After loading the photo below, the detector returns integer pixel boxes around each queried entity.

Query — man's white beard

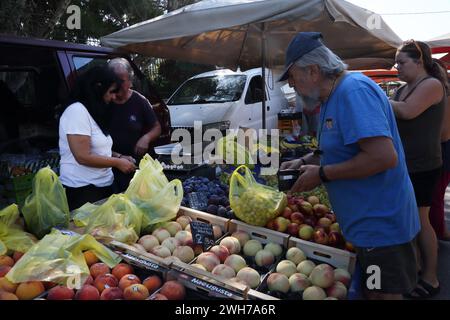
[300,88,320,111]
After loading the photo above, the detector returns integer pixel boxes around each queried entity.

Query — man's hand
[134,135,151,157]
[291,165,321,193]
[280,158,303,170]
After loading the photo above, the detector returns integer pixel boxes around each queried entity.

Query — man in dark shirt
[108,58,162,192]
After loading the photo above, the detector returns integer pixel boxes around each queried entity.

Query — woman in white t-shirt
[59,66,136,210]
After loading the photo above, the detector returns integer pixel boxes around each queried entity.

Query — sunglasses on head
[403,39,423,64]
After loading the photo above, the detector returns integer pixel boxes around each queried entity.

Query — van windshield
[168,75,246,105]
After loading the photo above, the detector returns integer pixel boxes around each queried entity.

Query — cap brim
[277,62,293,82]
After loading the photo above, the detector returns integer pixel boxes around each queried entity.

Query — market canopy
[101,0,403,70]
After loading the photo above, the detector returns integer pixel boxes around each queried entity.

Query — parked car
[0,35,171,155]
[166,68,289,133]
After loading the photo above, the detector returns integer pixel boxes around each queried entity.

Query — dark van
[0,35,171,207]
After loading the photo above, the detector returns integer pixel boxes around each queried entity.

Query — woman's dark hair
[399,40,449,93]
[65,65,122,135]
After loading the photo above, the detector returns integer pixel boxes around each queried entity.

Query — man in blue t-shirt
[279,32,420,300]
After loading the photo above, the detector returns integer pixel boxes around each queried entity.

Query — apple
[307,196,320,206]
[287,223,300,237]
[273,217,290,232]
[288,204,299,212]
[299,202,314,216]
[298,225,314,240]
[303,216,317,227]
[313,229,329,245]
[282,207,293,219]
[290,212,304,225]
[313,204,329,218]
[325,213,337,224]
[329,222,340,233]
[318,217,332,231]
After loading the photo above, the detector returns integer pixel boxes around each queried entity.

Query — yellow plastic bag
[75,194,143,244]
[126,154,183,230]
[22,167,70,239]
[6,229,120,288]
[229,165,287,226]
[0,204,37,255]
[72,202,100,227]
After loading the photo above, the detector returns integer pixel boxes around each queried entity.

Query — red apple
[287,223,300,237]
[290,212,304,225]
[313,204,330,218]
[313,229,329,245]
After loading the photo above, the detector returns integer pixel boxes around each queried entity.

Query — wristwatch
[319,166,331,183]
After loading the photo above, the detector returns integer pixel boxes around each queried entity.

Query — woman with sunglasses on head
[390,40,449,299]
[59,65,137,211]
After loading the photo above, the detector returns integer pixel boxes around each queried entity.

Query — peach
[161,237,180,253]
[123,284,149,300]
[89,263,110,279]
[159,280,186,300]
[100,287,123,300]
[152,228,171,243]
[334,268,351,288]
[254,250,275,267]
[209,245,230,263]
[191,264,207,271]
[212,264,236,279]
[151,293,168,300]
[213,225,223,240]
[307,196,320,206]
[230,277,248,286]
[173,246,195,263]
[309,264,335,289]
[185,224,191,232]
[289,273,311,292]
[15,281,45,300]
[138,235,160,252]
[151,245,172,258]
[224,254,247,273]
[13,251,24,263]
[83,250,99,267]
[75,284,100,300]
[303,286,326,300]
[0,276,18,293]
[0,265,11,277]
[119,274,141,290]
[0,291,18,300]
[264,243,283,257]
[297,260,316,276]
[285,247,306,265]
[192,244,203,256]
[163,221,183,236]
[276,260,297,278]
[243,240,263,257]
[131,243,147,253]
[83,275,94,286]
[231,231,251,247]
[267,273,290,293]
[94,274,118,293]
[175,231,193,247]
[272,217,290,232]
[176,215,192,229]
[196,252,220,272]
[47,285,75,300]
[330,222,340,233]
[326,281,347,300]
[142,275,162,294]
[112,263,134,281]
[219,237,241,254]
[299,202,314,216]
[298,225,314,240]
[0,255,14,267]
[236,267,260,289]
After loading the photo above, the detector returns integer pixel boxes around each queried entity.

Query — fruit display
[259,247,352,300]
[265,193,354,253]
[134,211,227,264]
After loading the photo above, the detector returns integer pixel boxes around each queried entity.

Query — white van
[166,68,289,132]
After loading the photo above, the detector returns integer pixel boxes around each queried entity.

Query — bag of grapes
[229,165,287,226]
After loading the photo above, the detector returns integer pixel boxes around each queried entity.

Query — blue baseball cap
[278,32,324,82]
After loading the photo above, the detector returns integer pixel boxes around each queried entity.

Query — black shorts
[64,184,113,211]
[409,168,441,207]
[355,240,417,295]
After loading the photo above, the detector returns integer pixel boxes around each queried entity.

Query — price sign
[187,192,208,211]
[190,221,215,250]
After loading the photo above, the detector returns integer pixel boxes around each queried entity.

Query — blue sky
[347,0,450,40]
